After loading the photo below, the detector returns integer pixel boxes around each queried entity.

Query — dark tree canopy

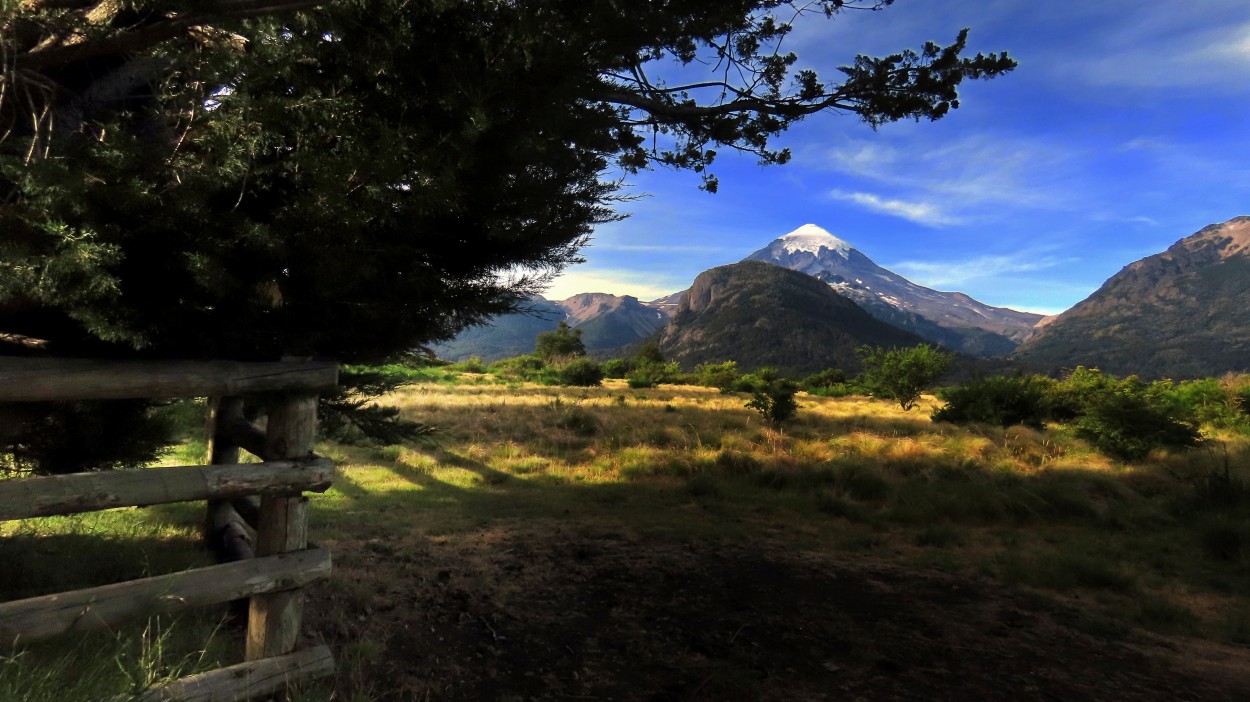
[0,0,1015,365]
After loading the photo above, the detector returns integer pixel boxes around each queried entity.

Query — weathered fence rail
[0,357,338,701]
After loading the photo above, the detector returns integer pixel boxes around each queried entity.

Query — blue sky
[543,0,1250,315]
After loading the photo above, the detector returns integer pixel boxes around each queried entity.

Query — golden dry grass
[312,377,1250,644]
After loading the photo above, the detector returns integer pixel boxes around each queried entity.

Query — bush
[856,344,952,411]
[626,373,658,389]
[489,354,546,377]
[556,358,605,386]
[1159,378,1245,429]
[626,360,681,388]
[1074,377,1201,461]
[805,382,861,398]
[800,368,847,392]
[601,358,629,379]
[932,374,1051,429]
[693,360,740,391]
[1043,366,1113,422]
[1229,375,1250,417]
[448,356,487,373]
[731,367,781,394]
[745,380,799,425]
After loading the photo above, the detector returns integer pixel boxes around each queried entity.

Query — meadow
[3,372,1250,700]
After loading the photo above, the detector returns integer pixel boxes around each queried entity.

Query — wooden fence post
[246,393,317,661]
[205,397,254,562]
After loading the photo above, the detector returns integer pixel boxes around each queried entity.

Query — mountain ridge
[1013,216,1250,379]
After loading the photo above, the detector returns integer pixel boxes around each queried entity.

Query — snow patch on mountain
[779,224,853,257]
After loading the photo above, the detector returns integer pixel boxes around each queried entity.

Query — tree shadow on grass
[0,529,207,601]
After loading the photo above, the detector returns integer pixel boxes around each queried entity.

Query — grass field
[3,375,1249,700]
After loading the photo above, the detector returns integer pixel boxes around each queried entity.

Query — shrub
[806,382,861,398]
[448,356,487,373]
[693,360,740,391]
[855,344,952,411]
[932,374,1050,429]
[732,366,780,394]
[1043,366,1113,421]
[626,373,658,389]
[1074,379,1201,461]
[1228,375,1250,417]
[1160,378,1244,429]
[489,354,546,379]
[800,368,847,392]
[745,380,799,425]
[626,360,681,388]
[556,358,605,386]
[600,358,629,379]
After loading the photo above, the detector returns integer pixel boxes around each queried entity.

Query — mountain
[432,293,669,361]
[1014,216,1250,379]
[645,290,686,316]
[559,293,669,351]
[430,298,566,361]
[745,224,1043,357]
[654,260,926,375]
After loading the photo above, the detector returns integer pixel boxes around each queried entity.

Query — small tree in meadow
[535,321,586,360]
[746,380,799,426]
[856,344,952,411]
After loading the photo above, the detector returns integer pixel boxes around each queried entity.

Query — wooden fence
[0,358,339,701]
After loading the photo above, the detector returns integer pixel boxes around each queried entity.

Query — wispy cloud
[1069,19,1250,90]
[1090,213,1160,227]
[889,253,1075,290]
[828,190,961,227]
[813,133,1083,222]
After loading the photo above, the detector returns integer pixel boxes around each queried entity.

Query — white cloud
[889,253,1074,289]
[1064,17,1250,90]
[815,133,1082,220]
[828,190,960,227]
[1090,213,1160,227]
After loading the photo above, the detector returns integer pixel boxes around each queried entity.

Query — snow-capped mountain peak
[745,224,1044,356]
[778,224,854,257]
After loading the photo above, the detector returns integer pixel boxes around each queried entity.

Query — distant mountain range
[655,261,924,375]
[435,217,1250,380]
[431,293,668,361]
[1014,216,1250,379]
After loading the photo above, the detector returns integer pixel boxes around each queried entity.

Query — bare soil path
[306,525,1250,701]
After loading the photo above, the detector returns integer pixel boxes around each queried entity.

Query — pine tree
[0,1,1014,471]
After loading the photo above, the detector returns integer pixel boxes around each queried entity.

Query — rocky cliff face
[1013,216,1250,378]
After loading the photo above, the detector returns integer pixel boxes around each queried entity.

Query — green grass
[3,374,1250,699]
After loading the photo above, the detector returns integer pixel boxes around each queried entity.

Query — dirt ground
[304,526,1250,701]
